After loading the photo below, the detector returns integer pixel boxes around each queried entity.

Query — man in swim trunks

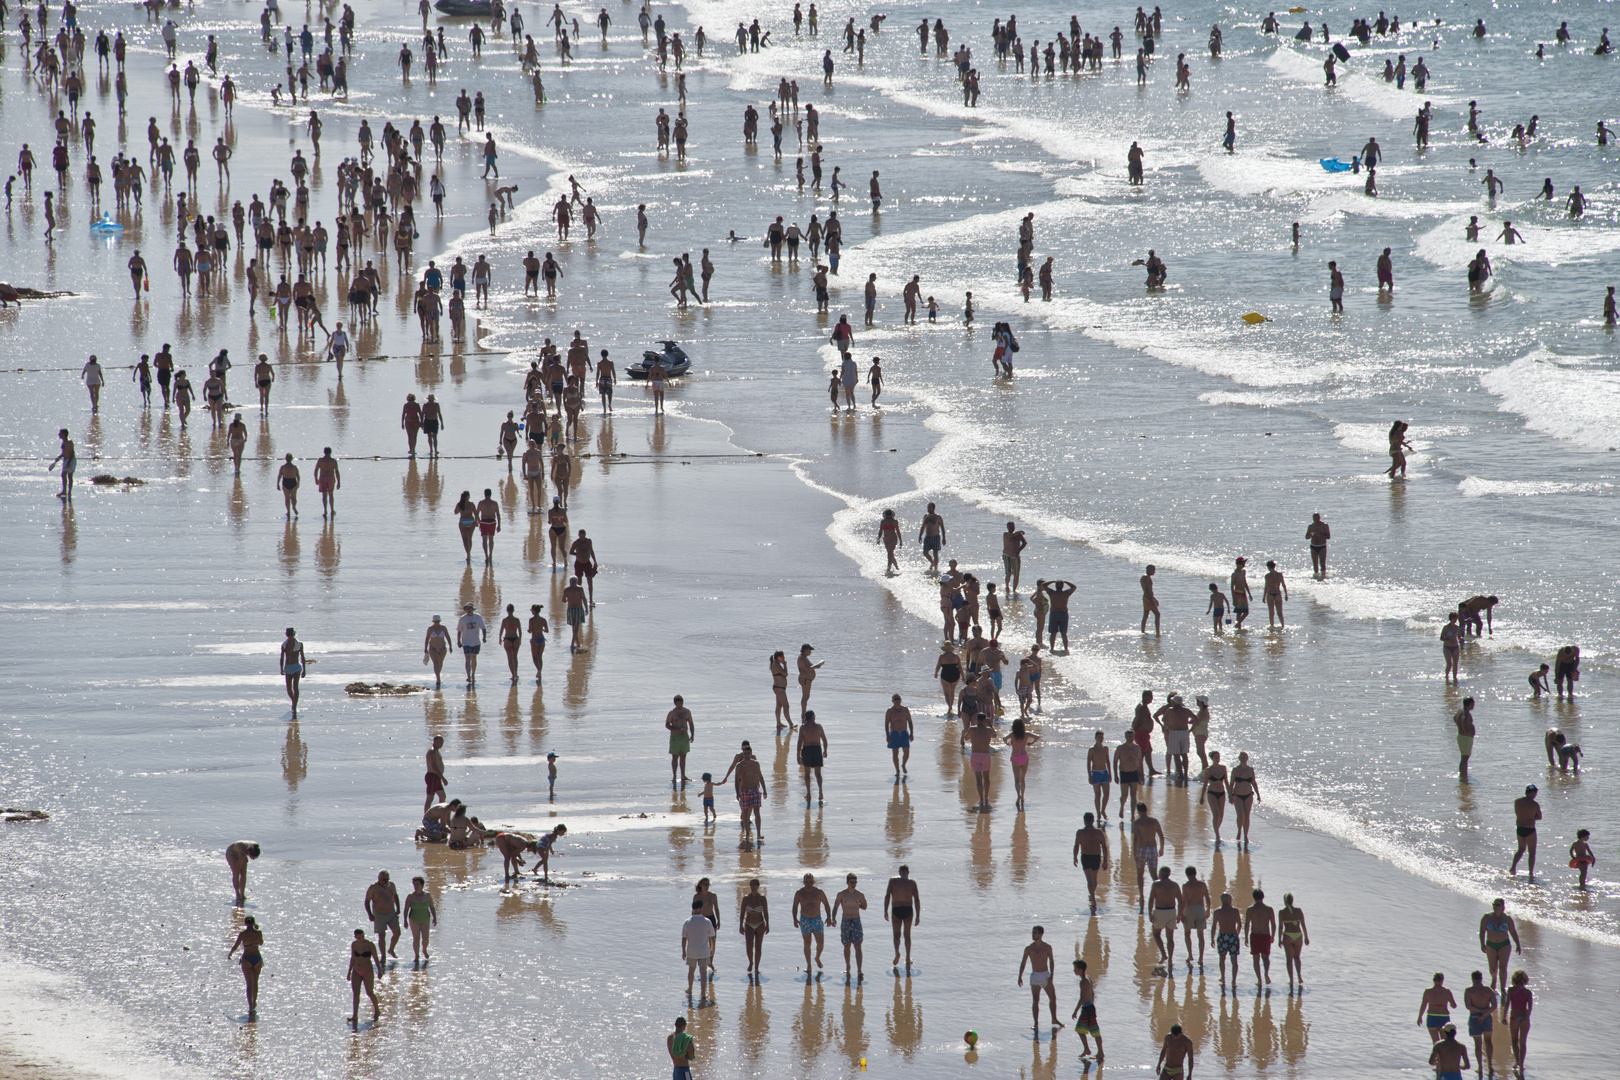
[1130,802,1164,913]
[1016,925,1059,1030]
[1042,579,1075,651]
[1072,811,1110,913]
[424,735,447,813]
[1458,594,1498,636]
[1453,697,1475,780]
[364,871,401,962]
[1086,731,1112,818]
[1243,888,1275,987]
[1304,512,1330,576]
[1148,867,1183,966]
[665,695,694,787]
[798,710,828,803]
[1181,867,1210,966]
[1229,557,1252,629]
[1156,1023,1194,1080]
[1070,959,1104,1061]
[1429,1023,1470,1080]
[917,502,946,572]
[1211,893,1242,988]
[1001,521,1027,595]
[1462,970,1496,1065]
[831,873,868,979]
[568,529,598,605]
[1418,972,1457,1043]
[1133,691,1161,776]
[720,741,768,840]
[1154,693,1193,782]
[456,602,487,686]
[563,576,589,653]
[668,1016,696,1080]
[885,694,913,777]
[792,873,832,971]
[1509,786,1540,879]
[960,711,996,812]
[1114,729,1145,820]
[475,487,501,564]
[883,865,921,970]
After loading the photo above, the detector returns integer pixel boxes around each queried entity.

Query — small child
[700,772,716,823]
[828,370,841,410]
[963,291,974,324]
[1569,829,1596,888]
[1528,663,1550,698]
[1207,583,1229,632]
[1071,959,1103,1060]
[926,295,937,322]
[1015,656,1035,718]
[1546,730,1583,774]
[546,752,558,798]
[985,583,1003,638]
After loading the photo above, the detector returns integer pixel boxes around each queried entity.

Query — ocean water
[1,0,1617,1075]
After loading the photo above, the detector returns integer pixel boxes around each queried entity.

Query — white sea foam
[1479,349,1620,452]
[1415,216,1620,271]
[1457,476,1606,498]
[1265,43,1451,118]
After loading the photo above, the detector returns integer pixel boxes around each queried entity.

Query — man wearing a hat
[1428,1021,1470,1079]
[796,644,823,719]
[456,603,488,687]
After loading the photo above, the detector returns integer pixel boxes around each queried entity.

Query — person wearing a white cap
[456,603,488,687]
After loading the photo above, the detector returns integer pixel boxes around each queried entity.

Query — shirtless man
[1016,926,1060,1031]
[1430,1023,1470,1080]
[961,711,996,812]
[1133,690,1161,776]
[1001,521,1027,595]
[1453,698,1476,780]
[1114,729,1145,820]
[1462,970,1497,1068]
[1071,959,1104,1061]
[563,577,588,652]
[521,443,546,512]
[1263,560,1288,627]
[1156,1024,1195,1080]
[1229,557,1252,629]
[792,873,832,973]
[885,694,913,777]
[1131,802,1165,913]
[1086,731,1112,818]
[1458,594,1498,636]
[313,448,340,518]
[1181,868,1211,968]
[665,695,694,786]
[475,487,501,564]
[1155,694,1193,781]
[1211,893,1243,988]
[424,734,447,813]
[1418,972,1457,1044]
[796,644,822,717]
[568,530,598,605]
[831,874,868,980]
[1043,579,1075,651]
[225,841,261,904]
[918,503,946,572]
[720,741,767,840]
[1236,887,1274,988]
[883,866,921,970]
[1140,565,1160,633]
[798,710,828,803]
[1148,867,1183,966]
[1072,812,1111,913]
[1509,785,1540,879]
[364,871,402,962]
[1304,513,1330,576]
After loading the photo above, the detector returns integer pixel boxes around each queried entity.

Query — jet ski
[434,0,493,16]
[628,341,692,379]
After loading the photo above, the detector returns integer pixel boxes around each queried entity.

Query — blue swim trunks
[887,731,911,749]
[1090,769,1110,785]
[990,671,1002,690]
[800,916,825,935]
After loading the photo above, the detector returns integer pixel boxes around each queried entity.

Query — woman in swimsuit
[347,929,381,1026]
[934,643,962,716]
[1478,898,1519,994]
[877,508,902,573]
[405,876,437,965]
[957,574,980,640]
[227,915,264,1017]
[1031,580,1049,648]
[1277,894,1309,988]
[279,627,306,719]
[1002,718,1040,809]
[695,879,722,969]
[1229,751,1260,847]
[738,878,770,977]
[254,355,275,410]
[401,394,423,457]
[527,604,549,683]
[1191,696,1211,774]
[770,650,793,730]
[499,603,523,684]
[423,615,451,689]
[453,490,477,562]
[1199,750,1229,843]
[173,369,194,426]
[421,394,444,457]
[1504,969,1532,1071]
[1384,420,1412,479]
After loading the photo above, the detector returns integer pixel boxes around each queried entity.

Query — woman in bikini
[453,490,477,562]
[1199,750,1229,843]
[877,508,902,573]
[1229,751,1260,847]
[401,393,423,457]
[173,369,194,427]
[227,915,264,1017]
[423,615,451,690]
[957,574,980,640]
[499,603,523,684]
[527,604,549,683]
[738,878,770,978]
[279,627,306,719]
[1277,894,1309,988]
[1384,420,1412,479]
[934,642,962,716]
[1478,898,1519,994]
[347,929,381,1026]
[1504,969,1532,1071]
[770,650,793,731]
[405,876,437,965]
[1002,718,1040,809]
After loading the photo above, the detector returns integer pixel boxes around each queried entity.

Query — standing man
[1453,698,1476,780]
[1305,513,1330,576]
[1131,802,1165,913]
[668,1017,696,1080]
[883,866,920,971]
[1243,888,1275,988]
[1462,970,1497,1068]
[793,873,832,973]
[918,502,946,572]
[798,710,828,803]
[364,871,402,964]
[1229,557,1252,629]
[423,735,447,813]
[666,695,695,787]
[1086,730,1112,819]
[1140,565,1160,634]
[1114,728,1145,820]
[721,741,767,840]
[1156,1024,1195,1080]
[1133,691,1161,777]
[1001,521,1027,595]
[1044,579,1075,651]
[831,874,868,980]
[681,898,716,1000]
[456,602,487,686]
[475,487,501,565]
[568,529,599,606]
[1509,786,1540,879]
[1016,926,1060,1031]
[1073,812,1110,913]
[885,694,914,778]
[796,643,822,717]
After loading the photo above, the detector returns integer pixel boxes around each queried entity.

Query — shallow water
[1,0,1617,1075]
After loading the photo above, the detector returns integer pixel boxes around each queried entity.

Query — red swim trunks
[1134,729,1153,753]
[479,520,497,537]
[1249,934,1272,956]
[425,771,446,796]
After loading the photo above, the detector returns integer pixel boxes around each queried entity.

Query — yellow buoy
[1241,312,1270,324]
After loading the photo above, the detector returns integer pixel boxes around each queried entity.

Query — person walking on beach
[878,508,903,572]
[681,897,715,1000]
[279,628,306,717]
[1429,1023,1470,1079]
[527,605,549,683]
[831,874,867,980]
[1087,731,1112,819]
[423,616,451,690]
[1133,691,1161,778]
[1211,893,1242,989]
[1071,959,1103,1061]
[476,488,501,564]
[739,878,770,977]
[1441,612,1463,682]
[227,916,264,1018]
[798,710,829,803]
[1230,751,1260,847]
[277,454,300,518]
[721,741,767,840]
[793,873,832,973]
[668,1017,696,1080]
[885,694,913,778]
[1073,812,1110,913]
[1479,897,1519,993]
[1504,970,1532,1072]
[1453,698,1476,780]
[666,695,695,786]
[1511,785,1541,880]
[1115,729,1145,820]
[962,711,996,812]
[1463,970,1497,1066]
[1140,565,1160,633]
[1277,893,1308,988]
[364,871,402,963]
[226,841,261,905]
[564,577,589,652]
[1419,972,1457,1043]
[1244,888,1275,987]
[313,448,340,518]
[884,866,920,971]
[1131,802,1165,913]
[796,643,822,717]
[1001,521,1027,595]
[1305,513,1330,576]
[456,602,487,686]
[405,877,436,965]
[48,429,76,501]
[1017,925,1060,1031]
[1148,867,1184,967]
[1181,868,1211,968]
[347,929,381,1026]
[424,734,447,813]
[918,502,946,572]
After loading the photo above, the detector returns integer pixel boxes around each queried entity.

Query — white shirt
[682,913,714,959]
[456,612,487,647]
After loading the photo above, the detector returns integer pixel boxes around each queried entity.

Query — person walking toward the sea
[227,916,264,1018]
[279,628,306,717]
[1510,786,1541,880]
[1463,970,1497,1066]
[1478,897,1520,996]
[226,840,261,905]
[667,695,695,786]
[1140,565,1160,633]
